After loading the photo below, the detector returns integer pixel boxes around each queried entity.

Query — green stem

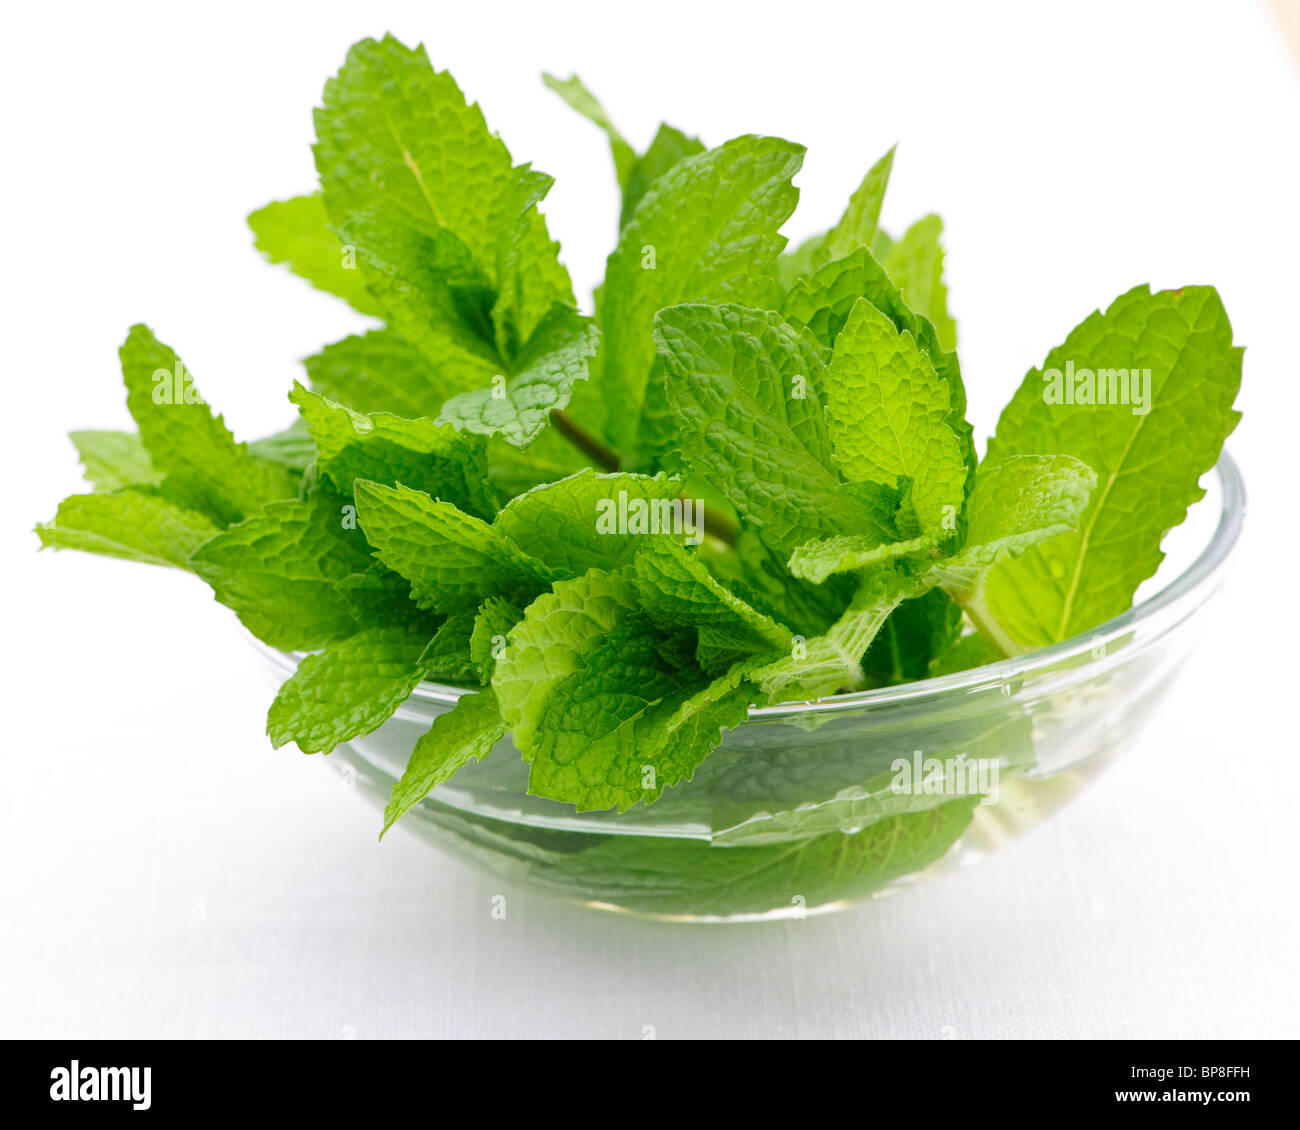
[955,584,1027,658]
[547,408,738,548]
[548,409,620,472]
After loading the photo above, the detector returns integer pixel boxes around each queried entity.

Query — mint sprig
[38,34,1243,833]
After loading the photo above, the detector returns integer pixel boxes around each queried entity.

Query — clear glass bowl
[254,454,1245,923]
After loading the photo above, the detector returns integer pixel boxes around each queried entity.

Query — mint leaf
[315,36,519,274]
[776,233,826,290]
[331,211,500,394]
[879,214,956,352]
[353,480,559,614]
[190,493,414,649]
[494,468,685,574]
[824,298,967,533]
[246,418,316,473]
[632,539,792,671]
[290,383,495,519]
[620,125,705,231]
[247,194,381,316]
[37,490,219,570]
[484,427,593,499]
[754,567,910,701]
[600,136,804,454]
[121,326,297,525]
[699,526,847,638]
[542,73,636,189]
[781,246,973,482]
[776,146,895,284]
[787,530,940,584]
[981,285,1241,648]
[489,168,575,357]
[655,303,896,556]
[419,611,481,683]
[470,597,522,684]
[491,568,757,811]
[945,455,1098,572]
[267,626,435,753]
[314,36,573,361]
[814,145,896,269]
[928,630,1004,677]
[438,305,599,447]
[510,798,977,917]
[69,430,163,492]
[303,329,456,418]
[381,689,507,836]
[862,588,964,685]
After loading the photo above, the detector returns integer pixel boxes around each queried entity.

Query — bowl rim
[255,451,1245,718]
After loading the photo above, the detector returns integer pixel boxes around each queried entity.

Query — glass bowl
[254,454,1245,923]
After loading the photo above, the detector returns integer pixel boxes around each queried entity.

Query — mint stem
[548,409,620,471]
[548,408,738,547]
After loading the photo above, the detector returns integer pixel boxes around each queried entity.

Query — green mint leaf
[470,597,523,684]
[37,489,219,570]
[632,539,792,672]
[314,36,518,275]
[620,124,706,231]
[879,214,956,352]
[519,797,976,916]
[121,325,297,525]
[302,329,457,418]
[699,526,848,638]
[814,145,896,268]
[314,35,573,360]
[776,146,895,285]
[781,246,973,481]
[824,297,967,532]
[945,455,1098,572]
[542,73,637,189]
[438,305,599,448]
[493,468,685,574]
[787,530,941,585]
[981,285,1241,648]
[862,588,964,685]
[68,430,163,492]
[246,418,317,473]
[775,233,826,291]
[601,135,804,453]
[928,630,1005,677]
[353,480,559,614]
[491,568,757,811]
[419,611,481,683]
[290,383,495,519]
[655,302,895,555]
[332,211,500,391]
[754,567,910,701]
[489,167,575,358]
[483,427,593,499]
[381,689,507,836]
[190,493,414,649]
[247,194,381,316]
[267,625,435,753]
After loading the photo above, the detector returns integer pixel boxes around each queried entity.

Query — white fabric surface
[3,0,1298,1039]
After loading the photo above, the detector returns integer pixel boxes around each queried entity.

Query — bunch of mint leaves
[38,35,1243,835]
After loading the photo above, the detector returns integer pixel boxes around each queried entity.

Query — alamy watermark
[1042,360,1150,415]
[890,750,1000,804]
[50,1060,151,1110]
[151,360,203,405]
[596,490,704,546]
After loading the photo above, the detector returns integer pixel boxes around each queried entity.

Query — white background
[2,0,1297,1039]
